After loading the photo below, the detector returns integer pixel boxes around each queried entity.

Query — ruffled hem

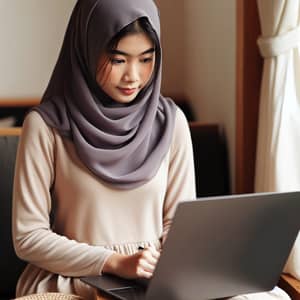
[103,239,161,255]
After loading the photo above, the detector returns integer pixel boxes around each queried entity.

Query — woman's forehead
[114,33,155,56]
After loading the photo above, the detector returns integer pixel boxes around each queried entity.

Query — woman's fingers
[140,256,156,271]
[141,249,158,265]
[136,246,161,277]
[139,260,155,274]
[141,247,160,264]
[137,267,153,279]
[147,246,161,259]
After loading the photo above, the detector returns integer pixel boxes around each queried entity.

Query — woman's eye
[141,57,153,63]
[110,58,125,65]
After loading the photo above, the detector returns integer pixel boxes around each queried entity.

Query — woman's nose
[123,63,139,83]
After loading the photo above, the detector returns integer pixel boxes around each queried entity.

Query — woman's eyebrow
[109,48,155,56]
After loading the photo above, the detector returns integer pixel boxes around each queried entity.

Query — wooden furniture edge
[0,127,22,136]
[279,274,300,300]
[189,121,219,128]
[236,0,263,194]
[0,98,40,107]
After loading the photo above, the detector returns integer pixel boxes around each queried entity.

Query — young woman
[12,0,290,299]
[12,0,194,298]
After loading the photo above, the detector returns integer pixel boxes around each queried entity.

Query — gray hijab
[33,0,177,189]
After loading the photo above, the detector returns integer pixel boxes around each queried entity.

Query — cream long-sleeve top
[12,108,196,299]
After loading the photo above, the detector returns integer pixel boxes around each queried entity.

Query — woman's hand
[102,247,160,279]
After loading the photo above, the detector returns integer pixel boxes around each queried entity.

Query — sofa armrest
[0,132,27,298]
[279,274,300,300]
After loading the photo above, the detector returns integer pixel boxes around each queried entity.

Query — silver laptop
[81,192,300,300]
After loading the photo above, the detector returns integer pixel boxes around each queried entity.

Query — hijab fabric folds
[33,0,177,189]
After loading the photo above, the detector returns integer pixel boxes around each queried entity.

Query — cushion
[0,116,16,127]
[14,293,82,300]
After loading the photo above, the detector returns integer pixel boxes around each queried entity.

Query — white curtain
[255,0,300,279]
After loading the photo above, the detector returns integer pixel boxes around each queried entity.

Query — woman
[13,0,195,298]
[12,0,290,299]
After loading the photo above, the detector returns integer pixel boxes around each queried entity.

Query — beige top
[12,108,196,299]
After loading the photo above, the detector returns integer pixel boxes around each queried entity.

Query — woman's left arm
[161,108,196,243]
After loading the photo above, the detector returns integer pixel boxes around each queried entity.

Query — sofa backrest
[189,122,230,197]
[0,132,26,299]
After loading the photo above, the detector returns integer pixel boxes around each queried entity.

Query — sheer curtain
[255,0,300,279]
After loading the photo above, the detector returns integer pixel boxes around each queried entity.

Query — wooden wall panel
[236,0,263,194]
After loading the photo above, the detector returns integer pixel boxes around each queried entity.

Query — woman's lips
[117,87,137,96]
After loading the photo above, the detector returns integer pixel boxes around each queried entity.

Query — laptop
[81,192,300,300]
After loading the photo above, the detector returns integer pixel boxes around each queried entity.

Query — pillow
[283,231,300,279]
[0,116,16,127]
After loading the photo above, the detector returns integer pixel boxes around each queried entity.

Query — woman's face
[96,32,156,104]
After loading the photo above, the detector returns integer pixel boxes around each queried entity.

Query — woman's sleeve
[161,108,196,243]
[12,112,114,277]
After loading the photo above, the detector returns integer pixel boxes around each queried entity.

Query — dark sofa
[0,132,26,300]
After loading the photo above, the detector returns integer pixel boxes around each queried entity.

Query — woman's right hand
[102,247,160,279]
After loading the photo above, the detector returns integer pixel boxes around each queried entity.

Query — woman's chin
[112,92,139,104]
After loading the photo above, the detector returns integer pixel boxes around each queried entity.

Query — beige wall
[0,0,76,98]
[184,0,236,190]
[157,0,236,191]
[155,0,185,96]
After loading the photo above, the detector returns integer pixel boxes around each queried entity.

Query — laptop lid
[81,192,300,300]
[146,191,300,299]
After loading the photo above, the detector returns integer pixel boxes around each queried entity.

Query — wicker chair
[13,293,83,300]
